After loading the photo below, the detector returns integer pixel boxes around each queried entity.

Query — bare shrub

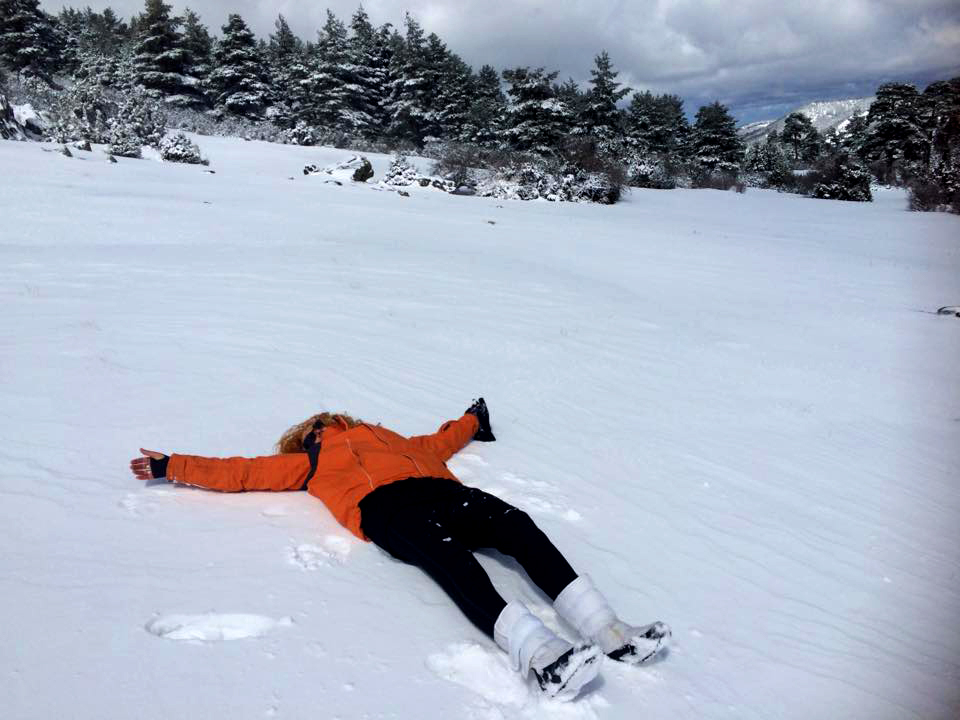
[690,170,739,190]
[908,170,960,213]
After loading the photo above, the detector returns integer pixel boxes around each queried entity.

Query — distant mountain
[738,97,875,145]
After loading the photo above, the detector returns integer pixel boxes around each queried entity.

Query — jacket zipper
[346,438,375,490]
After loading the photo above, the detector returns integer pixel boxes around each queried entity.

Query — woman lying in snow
[129,399,669,700]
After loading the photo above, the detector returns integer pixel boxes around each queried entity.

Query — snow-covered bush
[50,75,116,143]
[908,168,959,213]
[627,154,677,189]
[113,88,167,147]
[430,142,487,188]
[809,155,872,202]
[285,121,318,146]
[159,132,208,165]
[476,160,621,204]
[107,122,142,158]
[381,155,420,186]
[103,88,167,158]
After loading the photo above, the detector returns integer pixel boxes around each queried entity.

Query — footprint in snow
[288,535,353,570]
[145,613,292,642]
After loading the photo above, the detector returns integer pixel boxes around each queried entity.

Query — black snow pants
[358,477,578,638]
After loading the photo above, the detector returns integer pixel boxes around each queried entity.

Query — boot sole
[536,644,602,701]
[608,621,671,664]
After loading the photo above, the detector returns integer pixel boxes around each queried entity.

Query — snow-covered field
[1,135,958,720]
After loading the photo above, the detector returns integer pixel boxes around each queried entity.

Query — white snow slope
[1,136,959,720]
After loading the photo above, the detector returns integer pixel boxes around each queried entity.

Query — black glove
[149,455,169,478]
[465,397,496,442]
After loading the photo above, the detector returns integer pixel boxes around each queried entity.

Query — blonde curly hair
[275,412,363,454]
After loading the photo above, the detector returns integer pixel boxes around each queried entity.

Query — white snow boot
[554,575,670,664]
[493,601,601,700]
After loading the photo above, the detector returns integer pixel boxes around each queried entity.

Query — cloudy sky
[59,0,960,123]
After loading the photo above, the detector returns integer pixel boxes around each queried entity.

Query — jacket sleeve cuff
[149,455,170,479]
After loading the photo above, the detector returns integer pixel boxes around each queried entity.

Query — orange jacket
[165,413,480,539]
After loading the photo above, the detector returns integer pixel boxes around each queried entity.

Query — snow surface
[1,135,959,720]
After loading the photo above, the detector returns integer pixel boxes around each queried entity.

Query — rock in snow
[0,94,26,141]
[304,155,375,183]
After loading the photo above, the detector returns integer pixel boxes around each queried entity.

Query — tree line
[1,0,957,209]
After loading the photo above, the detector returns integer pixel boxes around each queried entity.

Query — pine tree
[265,14,308,127]
[178,8,212,105]
[306,10,359,133]
[206,14,269,117]
[861,82,925,182]
[781,112,821,163]
[461,63,505,145]
[501,66,567,155]
[0,0,59,81]
[84,7,126,57]
[918,78,960,172]
[627,91,690,157]
[385,14,432,144]
[347,7,389,138]
[579,50,629,143]
[55,7,86,74]
[433,47,474,141]
[133,0,194,104]
[838,113,868,155]
[420,32,452,139]
[691,101,744,173]
[555,77,585,136]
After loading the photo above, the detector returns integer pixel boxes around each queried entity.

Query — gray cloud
[56,0,960,122]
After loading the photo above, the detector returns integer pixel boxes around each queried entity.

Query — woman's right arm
[130,448,310,492]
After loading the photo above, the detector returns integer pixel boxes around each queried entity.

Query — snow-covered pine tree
[579,50,629,147]
[265,14,307,128]
[178,8,212,106]
[305,10,361,134]
[460,63,505,146]
[433,46,474,142]
[385,14,432,145]
[861,82,926,183]
[501,66,567,155]
[459,64,502,146]
[690,101,744,174]
[920,78,960,174]
[205,14,270,117]
[347,10,392,138]
[347,8,392,138]
[555,78,585,137]
[0,0,60,82]
[132,0,195,105]
[84,7,126,57]
[55,7,86,74]
[419,32,453,140]
[626,92,689,157]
